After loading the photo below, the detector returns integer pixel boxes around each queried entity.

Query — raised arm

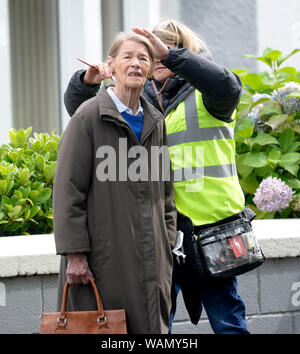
[64,63,111,116]
[133,27,242,122]
[162,47,242,121]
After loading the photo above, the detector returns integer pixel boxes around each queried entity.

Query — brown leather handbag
[40,278,127,334]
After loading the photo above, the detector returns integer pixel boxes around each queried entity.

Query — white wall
[123,0,161,32]
[0,0,12,144]
[160,0,180,20]
[58,0,102,130]
[257,0,300,71]
[123,0,180,32]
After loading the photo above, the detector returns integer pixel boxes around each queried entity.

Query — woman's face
[108,40,151,90]
[153,43,177,83]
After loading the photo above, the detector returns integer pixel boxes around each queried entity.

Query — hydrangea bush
[233,48,300,219]
[253,177,294,212]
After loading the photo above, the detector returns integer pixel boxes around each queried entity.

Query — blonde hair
[152,19,212,58]
[108,32,155,77]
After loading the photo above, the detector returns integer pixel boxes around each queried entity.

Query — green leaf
[277,72,291,84]
[25,127,32,139]
[286,142,300,153]
[235,118,255,139]
[244,54,272,69]
[17,168,30,186]
[279,128,295,152]
[2,196,12,206]
[267,148,281,167]
[277,49,300,67]
[243,152,268,168]
[250,97,273,110]
[0,180,7,196]
[240,94,253,105]
[29,190,39,202]
[259,102,281,118]
[284,91,300,100]
[7,152,19,164]
[42,141,56,155]
[231,68,249,76]
[43,166,51,181]
[49,162,56,179]
[29,206,41,219]
[263,47,275,57]
[265,114,289,130]
[236,153,254,180]
[43,163,57,181]
[35,155,45,171]
[242,73,265,93]
[30,188,52,205]
[278,66,298,76]
[16,130,26,146]
[14,190,22,200]
[29,139,42,152]
[279,152,300,167]
[8,130,20,148]
[285,178,300,190]
[31,182,43,191]
[265,49,282,62]
[24,208,30,220]
[239,174,259,194]
[255,165,273,177]
[252,134,279,146]
[262,76,276,87]
[236,105,251,119]
[8,205,22,219]
[45,212,53,220]
[284,164,299,177]
[19,186,30,199]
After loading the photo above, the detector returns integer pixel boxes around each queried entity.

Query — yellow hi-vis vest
[165,89,245,226]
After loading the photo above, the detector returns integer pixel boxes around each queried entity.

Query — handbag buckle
[56,315,67,327]
[97,314,108,326]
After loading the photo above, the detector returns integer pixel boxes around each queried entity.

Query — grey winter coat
[53,85,177,334]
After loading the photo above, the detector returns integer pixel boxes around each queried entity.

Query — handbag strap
[60,277,105,316]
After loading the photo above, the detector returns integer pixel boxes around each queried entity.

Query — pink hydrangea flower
[253,177,294,212]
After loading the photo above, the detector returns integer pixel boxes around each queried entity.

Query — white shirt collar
[107,86,143,116]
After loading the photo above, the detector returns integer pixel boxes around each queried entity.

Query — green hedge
[0,128,60,236]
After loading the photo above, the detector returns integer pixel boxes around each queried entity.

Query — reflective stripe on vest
[167,92,235,147]
[167,90,237,180]
[165,89,245,226]
[173,163,237,182]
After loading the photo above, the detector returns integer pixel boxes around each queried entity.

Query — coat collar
[97,84,163,144]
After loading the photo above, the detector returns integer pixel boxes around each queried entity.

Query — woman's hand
[132,27,170,61]
[66,253,93,285]
[83,63,112,86]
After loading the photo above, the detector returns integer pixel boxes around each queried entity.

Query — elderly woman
[53,33,177,334]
